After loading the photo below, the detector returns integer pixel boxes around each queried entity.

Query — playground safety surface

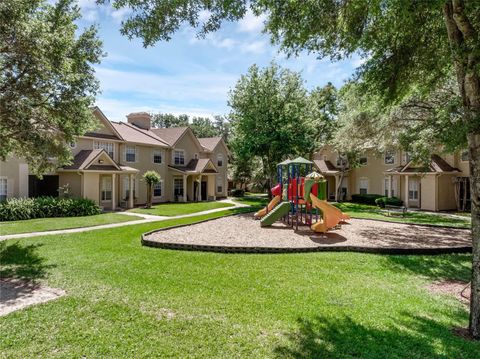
[142,213,472,254]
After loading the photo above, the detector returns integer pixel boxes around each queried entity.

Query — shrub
[375,196,404,208]
[230,189,245,197]
[350,194,384,205]
[0,197,101,221]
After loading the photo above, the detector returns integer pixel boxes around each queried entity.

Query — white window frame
[384,177,397,197]
[173,178,184,197]
[408,179,419,200]
[94,141,114,159]
[152,149,163,164]
[461,150,469,162]
[101,176,112,201]
[217,153,224,167]
[0,177,7,201]
[216,175,223,193]
[359,178,369,195]
[125,145,136,163]
[384,151,395,165]
[153,180,163,198]
[173,150,185,166]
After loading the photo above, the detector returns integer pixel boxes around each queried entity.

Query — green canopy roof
[290,156,313,165]
[277,159,292,166]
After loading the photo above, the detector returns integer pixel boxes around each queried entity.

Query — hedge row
[350,194,384,205]
[375,196,404,208]
[0,197,101,222]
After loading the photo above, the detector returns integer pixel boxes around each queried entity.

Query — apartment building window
[125,146,136,162]
[217,154,223,167]
[216,175,223,193]
[384,178,396,197]
[152,149,162,164]
[336,155,347,168]
[408,180,419,200]
[153,181,162,197]
[101,176,112,201]
[461,150,469,162]
[174,178,184,197]
[123,176,136,200]
[174,150,185,165]
[359,156,368,166]
[359,178,369,195]
[384,151,395,165]
[94,141,114,158]
[0,178,7,201]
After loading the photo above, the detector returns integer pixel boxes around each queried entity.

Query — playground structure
[254,157,350,233]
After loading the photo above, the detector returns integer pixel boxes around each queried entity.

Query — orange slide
[254,195,281,219]
[310,195,350,233]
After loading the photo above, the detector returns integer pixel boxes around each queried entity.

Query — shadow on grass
[384,254,472,282]
[275,312,478,358]
[0,241,55,281]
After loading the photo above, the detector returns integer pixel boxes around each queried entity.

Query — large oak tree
[106,0,479,337]
[0,0,103,174]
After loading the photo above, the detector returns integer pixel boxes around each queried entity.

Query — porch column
[389,175,393,198]
[129,174,134,208]
[112,174,116,211]
[183,175,187,202]
[197,175,202,201]
[404,175,409,208]
[334,175,339,201]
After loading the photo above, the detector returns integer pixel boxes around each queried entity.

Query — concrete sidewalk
[0,199,248,241]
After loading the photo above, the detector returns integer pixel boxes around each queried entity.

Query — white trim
[153,180,164,198]
[217,153,224,167]
[152,149,163,164]
[172,149,185,166]
[125,145,136,163]
[94,140,115,159]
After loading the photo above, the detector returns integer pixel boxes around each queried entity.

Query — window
[408,180,419,200]
[384,151,395,165]
[384,177,396,197]
[359,156,368,166]
[94,141,114,158]
[125,146,136,162]
[101,176,112,201]
[152,149,162,164]
[359,178,368,195]
[216,176,223,193]
[153,181,162,197]
[461,150,469,162]
[336,156,347,168]
[217,154,223,167]
[403,152,411,163]
[174,178,184,197]
[0,178,7,201]
[123,176,136,200]
[174,150,185,165]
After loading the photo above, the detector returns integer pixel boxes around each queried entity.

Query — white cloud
[240,40,267,55]
[237,10,267,33]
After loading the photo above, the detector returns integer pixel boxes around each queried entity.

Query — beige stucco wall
[0,157,32,199]
[437,174,457,211]
[82,172,99,204]
[419,175,436,211]
[58,172,82,198]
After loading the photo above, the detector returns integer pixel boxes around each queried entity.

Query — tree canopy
[0,0,103,174]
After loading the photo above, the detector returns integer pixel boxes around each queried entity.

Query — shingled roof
[313,159,341,174]
[62,149,120,171]
[150,127,189,146]
[111,122,170,147]
[198,137,222,152]
[168,158,218,174]
[385,154,460,174]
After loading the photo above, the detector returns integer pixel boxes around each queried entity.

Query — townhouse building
[0,107,229,210]
[313,146,470,211]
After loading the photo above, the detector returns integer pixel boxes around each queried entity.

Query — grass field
[130,201,234,216]
[0,207,478,357]
[0,213,142,236]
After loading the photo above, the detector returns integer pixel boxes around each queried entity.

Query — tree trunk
[443,0,480,338]
[146,184,152,209]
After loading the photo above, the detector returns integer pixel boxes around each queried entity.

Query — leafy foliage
[142,170,161,209]
[0,0,103,174]
[0,197,101,221]
[350,194,384,206]
[375,196,404,209]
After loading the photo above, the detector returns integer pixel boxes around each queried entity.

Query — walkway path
[0,199,248,241]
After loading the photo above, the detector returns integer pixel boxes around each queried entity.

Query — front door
[408,177,420,207]
[201,181,207,201]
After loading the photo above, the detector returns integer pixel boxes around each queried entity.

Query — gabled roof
[198,137,222,152]
[89,107,124,141]
[168,158,218,174]
[385,154,460,174]
[151,127,189,146]
[111,122,170,147]
[62,149,121,171]
[313,160,341,174]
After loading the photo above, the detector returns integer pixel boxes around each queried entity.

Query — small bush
[0,197,101,221]
[350,194,384,205]
[230,189,245,197]
[375,196,404,208]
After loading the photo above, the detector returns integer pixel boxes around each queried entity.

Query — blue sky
[77,0,362,121]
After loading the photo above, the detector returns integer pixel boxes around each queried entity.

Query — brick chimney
[126,112,152,130]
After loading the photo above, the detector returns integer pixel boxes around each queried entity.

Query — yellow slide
[310,195,350,233]
[254,195,281,219]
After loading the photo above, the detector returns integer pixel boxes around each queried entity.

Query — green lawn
[129,201,235,216]
[233,195,269,208]
[0,207,478,357]
[335,202,471,229]
[0,213,142,236]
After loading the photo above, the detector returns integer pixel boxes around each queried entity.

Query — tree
[152,113,189,128]
[229,63,311,196]
[142,170,161,209]
[103,0,480,338]
[190,116,218,138]
[0,0,103,174]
